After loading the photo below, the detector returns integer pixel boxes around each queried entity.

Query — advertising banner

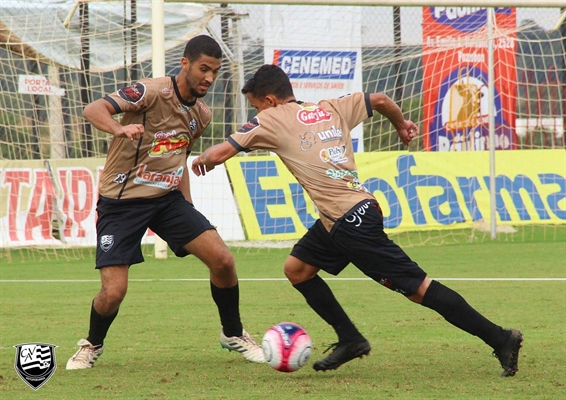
[0,158,244,247]
[422,7,517,151]
[264,6,365,151]
[226,150,566,240]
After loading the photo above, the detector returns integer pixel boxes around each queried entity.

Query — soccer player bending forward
[66,35,265,370]
[192,64,523,377]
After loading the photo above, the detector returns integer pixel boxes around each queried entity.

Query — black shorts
[95,191,215,268]
[290,200,427,296]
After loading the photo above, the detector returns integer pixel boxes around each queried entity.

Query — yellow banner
[226,150,566,240]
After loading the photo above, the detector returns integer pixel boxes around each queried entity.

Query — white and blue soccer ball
[262,322,312,372]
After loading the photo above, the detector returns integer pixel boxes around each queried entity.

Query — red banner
[422,7,517,151]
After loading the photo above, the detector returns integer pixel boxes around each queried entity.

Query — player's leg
[344,201,523,377]
[184,229,265,363]
[151,192,263,363]
[67,196,150,370]
[287,220,371,371]
[410,277,523,377]
[66,265,130,370]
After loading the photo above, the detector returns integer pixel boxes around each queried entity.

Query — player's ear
[265,95,278,107]
[181,57,189,70]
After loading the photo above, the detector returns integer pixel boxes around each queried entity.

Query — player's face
[183,55,221,98]
[245,93,276,113]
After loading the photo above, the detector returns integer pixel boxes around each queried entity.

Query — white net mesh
[1,2,565,261]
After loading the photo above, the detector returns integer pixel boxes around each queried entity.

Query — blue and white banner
[264,6,364,151]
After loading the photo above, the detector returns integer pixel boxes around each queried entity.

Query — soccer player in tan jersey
[192,64,523,377]
[66,35,265,370]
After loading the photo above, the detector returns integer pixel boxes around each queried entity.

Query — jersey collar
[171,76,197,108]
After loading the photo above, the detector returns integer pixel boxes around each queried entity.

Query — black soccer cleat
[492,329,523,377]
[313,336,371,371]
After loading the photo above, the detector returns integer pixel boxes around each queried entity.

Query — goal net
[1,1,565,261]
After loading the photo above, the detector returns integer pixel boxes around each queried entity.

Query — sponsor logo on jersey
[237,117,260,134]
[320,145,347,165]
[133,164,183,190]
[316,125,343,142]
[149,130,190,157]
[325,169,358,180]
[299,131,316,151]
[274,49,357,80]
[189,119,197,132]
[197,100,209,114]
[117,82,146,104]
[178,104,191,114]
[430,7,511,34]
[297,105,332,125]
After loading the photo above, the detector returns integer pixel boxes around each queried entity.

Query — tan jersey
[99,76,211,199]
[228,92,375,231]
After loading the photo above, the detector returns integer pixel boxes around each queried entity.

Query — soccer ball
[262,322,312,372]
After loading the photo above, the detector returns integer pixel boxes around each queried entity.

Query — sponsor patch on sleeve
[117,82,146,104]
[237,117,260,134]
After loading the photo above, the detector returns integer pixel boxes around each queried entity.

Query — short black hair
[183,35,222,62]
[241,64,294,99]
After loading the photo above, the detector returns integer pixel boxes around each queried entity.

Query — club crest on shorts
[100,234,114,252]
[14,343,57,390]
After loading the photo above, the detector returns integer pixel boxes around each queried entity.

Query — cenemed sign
[273,50,357,80]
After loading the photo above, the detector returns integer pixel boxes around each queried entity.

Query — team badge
[14,343,57,390]
[189,119,197,132]
[117,82,146,104]
[100,234,114,252]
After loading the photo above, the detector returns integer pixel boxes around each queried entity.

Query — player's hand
[191,156,215,177]
[396,120,418,147]
[115,124,144,141]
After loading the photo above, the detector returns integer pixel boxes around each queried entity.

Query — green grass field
[1,236,565,399]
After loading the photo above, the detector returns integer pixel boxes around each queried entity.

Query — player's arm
[192,141,239,177]
[368,93,418,146]
[83,98,144,141]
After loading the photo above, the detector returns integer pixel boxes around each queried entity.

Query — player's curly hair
[183,35,222,62]
[242,64,294,100]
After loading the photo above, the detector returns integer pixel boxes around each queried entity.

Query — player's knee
[210,250,236,274]
[100,284,127,306]
[284,258,314,285]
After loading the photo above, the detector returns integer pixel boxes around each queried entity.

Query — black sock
[210,282,243,337]
[421,280,506,349]
[86,300,118,347]
[293,275,362,342]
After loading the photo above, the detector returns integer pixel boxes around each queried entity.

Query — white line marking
[0,278,564,283]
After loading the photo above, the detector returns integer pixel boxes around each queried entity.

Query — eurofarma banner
[226,151,566,240]
[263,6,365,151]
[422,7,517,151]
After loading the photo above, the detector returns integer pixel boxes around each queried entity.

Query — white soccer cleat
[220,329,266,363]
[66,339,104,370]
